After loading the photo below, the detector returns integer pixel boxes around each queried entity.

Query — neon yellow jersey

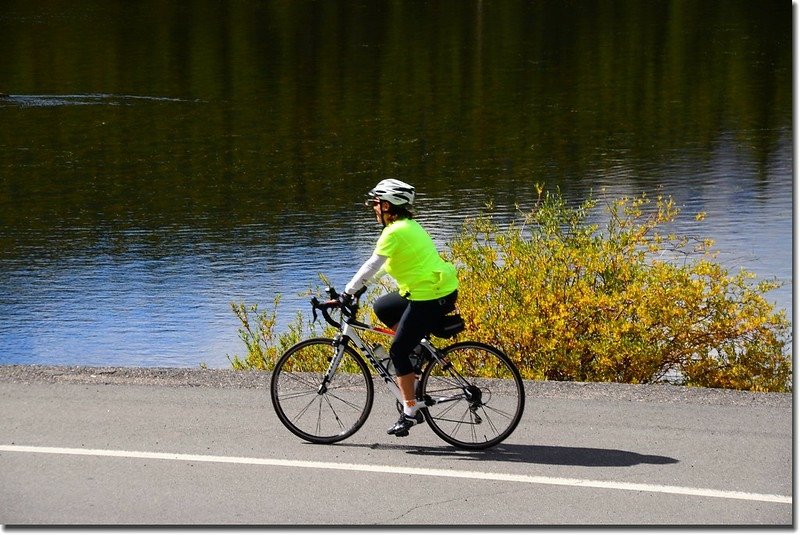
[374,219,458,301]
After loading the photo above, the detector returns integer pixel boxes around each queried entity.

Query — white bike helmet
[366,179,415,207]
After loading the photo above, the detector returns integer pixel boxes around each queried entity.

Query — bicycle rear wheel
[271,337,374,444]
[419,341,525,450]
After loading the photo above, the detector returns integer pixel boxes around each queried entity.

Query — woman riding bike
[342,179,459,437]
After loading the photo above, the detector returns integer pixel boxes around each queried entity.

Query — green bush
[230,188,791,392]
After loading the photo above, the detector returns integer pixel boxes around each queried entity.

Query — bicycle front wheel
[420,341,525,450]
[271,337,374,444]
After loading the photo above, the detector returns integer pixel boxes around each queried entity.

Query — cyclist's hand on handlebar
[338,292,355,308]
[317,286,360,316]
[318,293,352,309]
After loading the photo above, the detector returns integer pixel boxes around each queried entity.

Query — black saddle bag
[430,314,465,339]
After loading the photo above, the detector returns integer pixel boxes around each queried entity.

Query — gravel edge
[0,365,790,408]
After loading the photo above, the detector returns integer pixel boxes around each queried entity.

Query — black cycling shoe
[387,412,424,437]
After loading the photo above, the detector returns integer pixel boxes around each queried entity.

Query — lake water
[0,1,792,368]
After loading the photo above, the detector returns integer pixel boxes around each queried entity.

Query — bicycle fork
[317,336,348,396]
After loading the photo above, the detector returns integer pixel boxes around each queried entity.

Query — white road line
[0,444,791,505]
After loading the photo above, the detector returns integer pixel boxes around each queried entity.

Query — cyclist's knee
[389,349,415,376]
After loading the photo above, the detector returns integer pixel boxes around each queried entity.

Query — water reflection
[0,0,790,367]
[0,94,199,107]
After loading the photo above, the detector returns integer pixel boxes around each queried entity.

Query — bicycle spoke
[279,389,320,402]
[281,371,324,390]
[292,393,322,424]
[324,390,368,412]
[431,399,462,419]
[481,402,517,420]
[323,394,349,432]
[316,398,324,436]
[477,406,501,436]
[449,405,471,437]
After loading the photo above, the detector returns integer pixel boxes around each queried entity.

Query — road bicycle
[270,287,525,450]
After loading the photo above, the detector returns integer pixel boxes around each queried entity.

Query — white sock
[403,400,418,417]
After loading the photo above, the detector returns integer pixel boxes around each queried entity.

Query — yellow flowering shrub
[228,296,316,370]
[445,187,791,392]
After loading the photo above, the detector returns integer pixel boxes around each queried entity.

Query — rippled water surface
[0,1,791,368]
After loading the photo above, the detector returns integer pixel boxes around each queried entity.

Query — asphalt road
[0,366,792,526]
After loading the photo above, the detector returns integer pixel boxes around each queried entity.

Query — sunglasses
[365,198,381,207]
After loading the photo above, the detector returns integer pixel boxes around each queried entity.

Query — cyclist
[342,179,459,436]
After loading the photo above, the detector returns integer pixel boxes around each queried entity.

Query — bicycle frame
[312,287,475,409]
[325,320,416,403]
[322,318,472,411]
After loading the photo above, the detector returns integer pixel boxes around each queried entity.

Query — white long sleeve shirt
[345,253,387,294]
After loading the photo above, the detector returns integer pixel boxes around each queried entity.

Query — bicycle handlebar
[310,286,367,329]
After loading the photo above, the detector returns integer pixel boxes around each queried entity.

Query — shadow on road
[335,442,678,468]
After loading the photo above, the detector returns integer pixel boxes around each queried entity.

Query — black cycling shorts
[373,290,458,376]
